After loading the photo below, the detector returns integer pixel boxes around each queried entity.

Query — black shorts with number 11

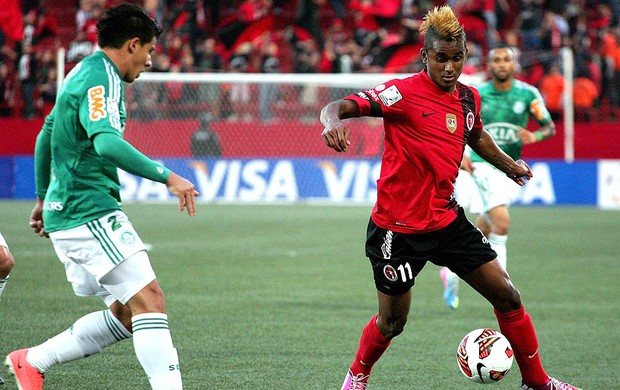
[365,207,497,296]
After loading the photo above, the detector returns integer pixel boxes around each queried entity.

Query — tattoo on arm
[536,122,556,141]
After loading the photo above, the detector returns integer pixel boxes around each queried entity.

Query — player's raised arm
[517,121,556,145]
[319,99,360,153]
[92,132,199,215]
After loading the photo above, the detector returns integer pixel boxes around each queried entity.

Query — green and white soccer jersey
[462,80,552,214]
[471,79,551,162]
[43,51,127,233]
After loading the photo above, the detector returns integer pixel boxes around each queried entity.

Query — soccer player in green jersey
[5,5,198,390]
[441,45,556,309]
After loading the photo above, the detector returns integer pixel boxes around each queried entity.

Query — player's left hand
[29,197,48,237]
[321,121,351,153]
[506,159,533,186]
[166,172,199,216]
[517,127,537,145]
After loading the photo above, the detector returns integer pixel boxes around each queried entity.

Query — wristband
[535,131,543,141]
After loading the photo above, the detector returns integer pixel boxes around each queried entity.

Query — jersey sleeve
[470,86,484,137]
[343,79,402,118]
[34,107,56,198]
[92,132,171,184]
[78,67,124,139]
[528,87,552,125]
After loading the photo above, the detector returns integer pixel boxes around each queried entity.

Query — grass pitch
[0,201,618,389]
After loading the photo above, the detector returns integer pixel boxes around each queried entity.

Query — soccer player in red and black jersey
[320,5,581,390]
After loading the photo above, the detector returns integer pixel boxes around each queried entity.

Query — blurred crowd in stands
[1,0,620,122]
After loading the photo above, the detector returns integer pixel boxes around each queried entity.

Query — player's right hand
[321,121,351,153]
[30,197,48,237]
[166,172,199,216]
[506,159,533,186]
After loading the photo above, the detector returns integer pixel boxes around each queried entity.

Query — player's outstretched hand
[506,159,533,186]
[166,172,199,216]
[321,121,351,153]
[29,197,48,237]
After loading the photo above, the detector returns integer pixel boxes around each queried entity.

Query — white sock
[0,275,8,301]
[132,313,182,390]
[489,233,508,269]
[27,310,131,372]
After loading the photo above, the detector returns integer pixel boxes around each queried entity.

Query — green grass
[0,201,618,389]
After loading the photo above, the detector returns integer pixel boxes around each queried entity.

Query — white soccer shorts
[469,162,521,215]
[453,169,482,212]
[49,211,156,306]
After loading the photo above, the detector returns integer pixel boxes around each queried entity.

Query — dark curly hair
[96,3,163,49]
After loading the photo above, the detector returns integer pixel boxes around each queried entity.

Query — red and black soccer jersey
[344,69,483,234]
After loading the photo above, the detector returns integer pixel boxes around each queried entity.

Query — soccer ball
[456,328,514,384]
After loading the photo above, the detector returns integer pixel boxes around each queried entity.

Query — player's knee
[110,302,133,331]
[127,280,166,315]
[492,221,510,235]
[377,314,408,339]
[494,284,522,312]
[490,214,510,235]
[0,247,15,277]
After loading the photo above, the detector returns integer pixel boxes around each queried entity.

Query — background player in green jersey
[442,45,556,309]
[5,5,198,390]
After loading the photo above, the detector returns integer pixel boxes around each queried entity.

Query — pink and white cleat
[341,369,369,390]
[521,377,582,390]
[5,349,45,390]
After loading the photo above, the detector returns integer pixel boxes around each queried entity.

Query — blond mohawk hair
[419,5,465,48]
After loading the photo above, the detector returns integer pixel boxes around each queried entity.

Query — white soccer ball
[456,328,514,384]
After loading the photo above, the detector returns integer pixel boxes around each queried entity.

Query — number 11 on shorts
[397,262,413,281]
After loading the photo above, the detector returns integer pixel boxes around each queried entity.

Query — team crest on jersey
[383,265,398,282]
[466,111,475,131]
[446,113,457,133]
[375,84,386,91]
[88,85,107,121]
[513,101,526,114]
[378,85,402,106]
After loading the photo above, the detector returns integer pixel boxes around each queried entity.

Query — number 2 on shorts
[108,216,121,231]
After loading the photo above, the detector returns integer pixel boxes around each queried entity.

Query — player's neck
[101,48,127,79]
[493,78,513,92]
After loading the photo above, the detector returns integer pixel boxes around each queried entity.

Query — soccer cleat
[521,377,582,390]
[440,267,459,309]
[341,369,369,390]
[4,349,44,390]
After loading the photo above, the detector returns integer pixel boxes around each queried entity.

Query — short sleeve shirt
[43,51,127,232]
[344,70,483,234]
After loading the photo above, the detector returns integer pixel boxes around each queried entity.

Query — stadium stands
[1,0,619,159]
